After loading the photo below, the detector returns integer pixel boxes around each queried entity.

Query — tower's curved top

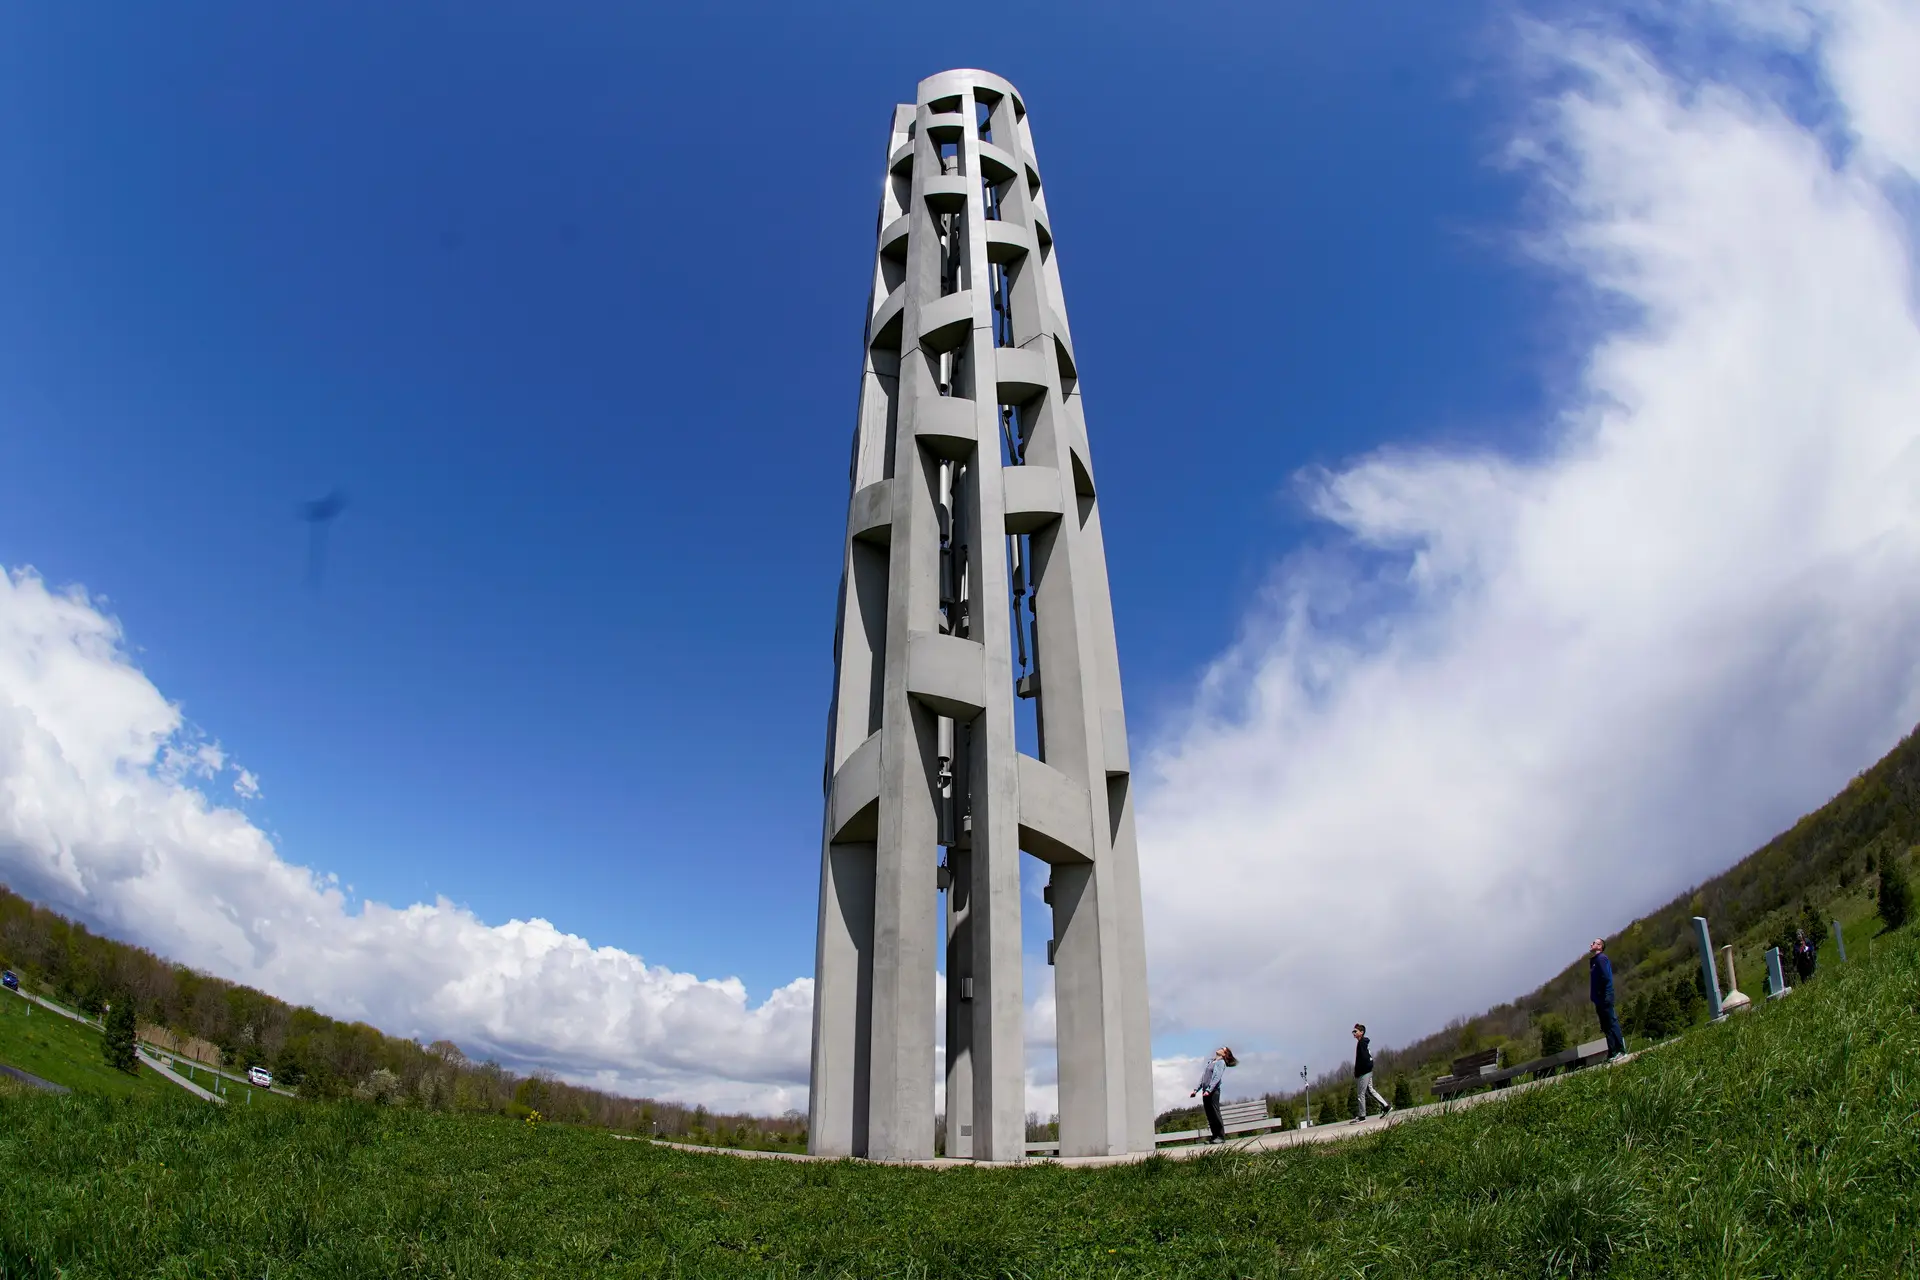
[915,68,1024,111]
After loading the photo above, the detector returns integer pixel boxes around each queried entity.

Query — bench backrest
[1448,1049,1501,1077]
[1217,1099,1270,1126]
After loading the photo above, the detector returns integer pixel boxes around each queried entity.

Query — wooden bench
[1149,1098,1288,1148]
[1434,1038,1613,1098]
[1214,1098,1271,1130]
[1027,1099,1287,1155]
[1431,1048,1502,1098]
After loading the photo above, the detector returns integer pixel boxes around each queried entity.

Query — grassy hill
[2,923,1913,1277]
[0,884,799,1147]
[1333,725,1920,1107]
[0,992,175,1101]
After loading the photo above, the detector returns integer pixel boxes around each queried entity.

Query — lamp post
[1300,1065,1311,1129]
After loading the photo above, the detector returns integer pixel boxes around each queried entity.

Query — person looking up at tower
[1190,1047,1237,1144]
[1590,937,1626,1060]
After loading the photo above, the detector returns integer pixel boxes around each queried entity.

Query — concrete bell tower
[808,69,1152,1163]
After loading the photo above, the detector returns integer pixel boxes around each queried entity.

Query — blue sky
[5,0,1920,1112]
[0,4,1548,984]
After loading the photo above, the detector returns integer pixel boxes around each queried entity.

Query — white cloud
[232,768,260,800]
[0,569,811,1111]
[1137,0,1920,1093]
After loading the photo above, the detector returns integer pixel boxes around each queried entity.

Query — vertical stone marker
[1765,946,1791,999]
[1831,918,1847,962]
[1691,916,1726,1022]
[809,70,1154,1163]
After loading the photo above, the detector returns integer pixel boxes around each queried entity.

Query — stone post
[1691,916,1725,1022]
[1764,946,1791,999]
[1719,944,1751,1012]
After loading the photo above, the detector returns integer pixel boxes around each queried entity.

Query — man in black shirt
[1351,1024,1392,1123]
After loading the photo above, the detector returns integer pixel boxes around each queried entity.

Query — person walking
[1189,1046,1237,1144]
[1350,1024,1392,1123]
[1590,937,1626,1060]
[1791,928,1817,982]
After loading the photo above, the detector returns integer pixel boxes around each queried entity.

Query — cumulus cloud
[0,569,811,1111]
[1137,0,1920,1092]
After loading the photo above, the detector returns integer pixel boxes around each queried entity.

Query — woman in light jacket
[1189,1046,1238,1144]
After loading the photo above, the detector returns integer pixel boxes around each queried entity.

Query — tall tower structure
[809,69,1152,1163]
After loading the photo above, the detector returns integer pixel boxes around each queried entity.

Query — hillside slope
[0,886,801,1146]
[0,993,174,1100]
[1349,723,1920,1098]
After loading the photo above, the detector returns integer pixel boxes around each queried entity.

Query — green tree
[1632,983,1684,1039]
[1537,1014,1569,1057]
[1314,1093,1338,1125]
[1391,1078,1414,1109]
[1879,859,1912,930]
[1801,900,1824,941]
[101,997,138,1074]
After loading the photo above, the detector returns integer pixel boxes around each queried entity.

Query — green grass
[0,994,175,1101]
[2,930,1917,1278]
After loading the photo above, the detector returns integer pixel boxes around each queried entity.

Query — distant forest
[1268,722,1920,1119]
[0,887,802,1149]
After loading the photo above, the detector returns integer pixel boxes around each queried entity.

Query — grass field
[0,993,175,1101]
[0,927,1915,1278]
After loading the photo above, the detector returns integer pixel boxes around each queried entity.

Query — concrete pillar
[1691,916,1725,1023]
[809,71,1153,1161]
[1719,944,1751,1012]
[1831,918,1847,962]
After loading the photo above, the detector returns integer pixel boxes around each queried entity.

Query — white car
[247,1067,273,1088]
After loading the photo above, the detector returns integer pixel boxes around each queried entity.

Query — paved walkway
[136,1049,225,1104]
[636,1048,1648,1170]
[9,988,97,1027]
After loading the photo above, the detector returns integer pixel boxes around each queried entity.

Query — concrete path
[637,1048,1649,1170]
[136,1049,225,1104]
[8,989,99,1028]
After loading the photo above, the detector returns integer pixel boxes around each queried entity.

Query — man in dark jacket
[1791,928,1817,982]
[1350,1024,1391,1122]
[1590,938,1626,1059]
